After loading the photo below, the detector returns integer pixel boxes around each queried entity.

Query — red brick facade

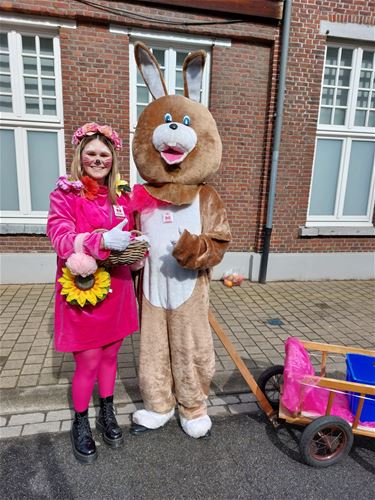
[273,0,375,253]
[1,0,374,255]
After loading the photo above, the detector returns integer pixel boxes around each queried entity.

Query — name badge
[162,211,173,224]
[113,205,125,218]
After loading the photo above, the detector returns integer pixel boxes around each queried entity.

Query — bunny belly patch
[141,196,201,310]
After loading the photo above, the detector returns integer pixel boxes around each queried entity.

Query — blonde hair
[70,134,118,204]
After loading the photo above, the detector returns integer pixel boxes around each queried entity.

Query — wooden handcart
[209,311,375,468]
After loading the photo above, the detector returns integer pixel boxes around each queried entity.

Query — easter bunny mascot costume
[131,42,231,438]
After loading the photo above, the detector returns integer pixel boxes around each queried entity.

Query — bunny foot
[132,408,174,430]
[180,415,212,439]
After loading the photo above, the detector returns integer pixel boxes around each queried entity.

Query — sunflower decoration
[58,266,111,307]
[115,173,131,197]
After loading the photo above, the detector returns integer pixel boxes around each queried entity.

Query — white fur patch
[152,122,197,162]
[141,196,201,309]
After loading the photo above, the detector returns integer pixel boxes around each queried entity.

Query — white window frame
[112,28,230,186]
[307,42,375,226]
[0,20,65,125]
[0,16,70,224]
[0,125,66,223]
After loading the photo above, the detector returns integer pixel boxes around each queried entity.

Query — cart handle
[209,310,277,421]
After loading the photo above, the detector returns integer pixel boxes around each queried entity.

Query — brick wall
[271,0,375,253]
[1,0,374,255]
[60,23,130,172]
[210,43,274,252]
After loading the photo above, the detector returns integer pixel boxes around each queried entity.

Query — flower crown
[72,122,122,150]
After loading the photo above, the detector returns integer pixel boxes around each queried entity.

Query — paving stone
[60,420,72,432]
[46,409,73,421]
[210,395,240,406]
[238,393,257,403]
[17,375,39,387]
[1,333,20,340]
[207,405,229,417]
[228,402,260,415]
[9,412,45,426]
[29,346,48,355]
[22,421,60,436]
[1,369,20,377]
[0,426,22,438]
[117,403,138,414]
[0,340,16,349]
[32,339,50,347]
[58,377,72,384]
[8,351,28,361]
[0,377,18,388]
[60,362,75,371]
[21,364,42,375]
[115,414,131,426]
[119,368,137,378]
[38,374,58,385]
[25,355,44,364]
[12,342,32,351]
[87,408,97,418]
[40,367,57,375]
[0,416,8,426]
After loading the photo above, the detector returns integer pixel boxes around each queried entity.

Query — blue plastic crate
[346,353,375,422]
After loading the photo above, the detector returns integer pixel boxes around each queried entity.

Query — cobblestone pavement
[0,280,374,438]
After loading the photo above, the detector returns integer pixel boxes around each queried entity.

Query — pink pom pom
[66,253,98,277]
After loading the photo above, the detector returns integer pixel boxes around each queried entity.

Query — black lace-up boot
[96,396,124,447]
[70,409,98,463]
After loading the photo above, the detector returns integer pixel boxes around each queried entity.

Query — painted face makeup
[81,138,113,185]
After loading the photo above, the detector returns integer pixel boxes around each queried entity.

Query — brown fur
[132,95,222,186]
[139,274,215,419]
[144,183,202,205]
[133,42,231,424]
[172,185,231,269]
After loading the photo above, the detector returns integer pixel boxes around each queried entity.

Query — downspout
[258,0,292,284]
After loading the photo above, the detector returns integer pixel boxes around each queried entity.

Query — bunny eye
[182,115,191,126]
[164,113,172,123]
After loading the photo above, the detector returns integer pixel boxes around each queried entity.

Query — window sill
[0,223,46,235]
[299,226,375,237]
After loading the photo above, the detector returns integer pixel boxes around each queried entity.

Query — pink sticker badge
[113,205,125,218]
[162,211,173,223]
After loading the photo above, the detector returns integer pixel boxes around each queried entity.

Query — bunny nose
[169,123,178,130]
[95,159,101,165]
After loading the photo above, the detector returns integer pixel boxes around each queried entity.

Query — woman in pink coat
[47,123,139,463]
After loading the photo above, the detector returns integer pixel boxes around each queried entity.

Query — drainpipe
[258,0,292,284]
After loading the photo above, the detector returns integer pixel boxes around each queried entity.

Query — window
[308,44,375,226]
[0,28,65,223]
[129,37,211,184]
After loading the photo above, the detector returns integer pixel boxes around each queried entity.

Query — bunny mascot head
[131,42,231,439]
[133,44,222,187]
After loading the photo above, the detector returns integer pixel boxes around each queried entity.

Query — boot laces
[77,414,92,438]
[103,402,117,425]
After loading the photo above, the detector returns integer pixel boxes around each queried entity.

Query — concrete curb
[0,391,259,439]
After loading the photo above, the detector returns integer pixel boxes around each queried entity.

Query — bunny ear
[183,50,206,102]
[134,42,168,100]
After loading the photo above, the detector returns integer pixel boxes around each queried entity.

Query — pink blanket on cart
[281,337,375,428]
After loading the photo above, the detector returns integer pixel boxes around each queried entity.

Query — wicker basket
[97,230,149,268]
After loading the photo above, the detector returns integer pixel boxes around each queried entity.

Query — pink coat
[47,185,138,352]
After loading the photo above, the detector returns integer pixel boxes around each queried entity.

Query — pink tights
[72,340,123,412]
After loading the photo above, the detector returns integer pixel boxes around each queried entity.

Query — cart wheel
[299,416,353,467]
[257,365,284,409]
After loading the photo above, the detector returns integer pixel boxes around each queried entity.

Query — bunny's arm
[172,185,231,270]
